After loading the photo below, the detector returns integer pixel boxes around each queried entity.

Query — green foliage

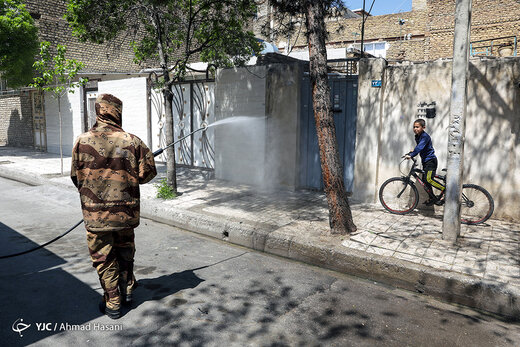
[64,0,261,81]
[154,178,177,199]
[30,41,88,98]
[0,0,39,88]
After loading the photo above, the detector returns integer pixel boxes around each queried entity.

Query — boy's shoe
[423,198,436,206]
[434,191,445,205]
[99,300,121,320]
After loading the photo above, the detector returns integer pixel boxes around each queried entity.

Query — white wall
[98,77,149,146]
[288,47,348,61]
[44,87,82,156]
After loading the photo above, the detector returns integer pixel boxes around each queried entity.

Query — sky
[344,0,412,16]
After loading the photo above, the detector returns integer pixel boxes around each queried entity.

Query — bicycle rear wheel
[460,184,494,225]
[379,177,419,215]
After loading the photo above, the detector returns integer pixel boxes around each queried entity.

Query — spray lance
[0,123,209,259]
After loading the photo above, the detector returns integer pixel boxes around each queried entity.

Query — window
[349,42,388,58]
[363,42,388,58]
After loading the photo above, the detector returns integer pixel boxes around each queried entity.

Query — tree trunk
[162,79,177,193]
[58,94,63,175]
[152,8,177,192]
[305,1,357,234]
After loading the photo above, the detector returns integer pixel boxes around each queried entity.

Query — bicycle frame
[380,157,494,224]
[397,158,445,198]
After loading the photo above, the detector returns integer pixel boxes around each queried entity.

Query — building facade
[24,0,145,73]
[256,0,520,62]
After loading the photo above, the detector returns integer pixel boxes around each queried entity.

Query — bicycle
[378,157,494,225]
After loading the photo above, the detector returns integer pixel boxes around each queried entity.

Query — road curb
[3,166,519,320]
[141,200,520,319]
[0,166,45,186]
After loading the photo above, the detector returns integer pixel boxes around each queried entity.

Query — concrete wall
[0,93,33,147]
[98,77,149,146]
[356,57,520,220]
[354,58,387,202]
[214,64,301,189]
[265,63,302,189]
[214,66,267,186]
[44,88,82,156]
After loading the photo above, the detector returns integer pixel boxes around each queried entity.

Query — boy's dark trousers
[422,158,445,199]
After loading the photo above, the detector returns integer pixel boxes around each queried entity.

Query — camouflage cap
[95,94,123,127]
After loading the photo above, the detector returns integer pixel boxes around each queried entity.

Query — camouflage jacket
[71,97,156,232]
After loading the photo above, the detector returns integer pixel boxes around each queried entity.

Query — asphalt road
[0,176,518,346]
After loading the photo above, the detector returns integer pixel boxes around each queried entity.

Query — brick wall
[25,0,147,73]
[255,0,520,63]
[0,93,33,147]
[413,0,428,11]
[428,0,520,60]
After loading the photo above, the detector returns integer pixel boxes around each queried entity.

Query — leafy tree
[65,0,261,193]
[265,0,357,234]
[30,41,87,175]
[0,0,39,88]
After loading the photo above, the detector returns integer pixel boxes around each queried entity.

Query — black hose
[0,126,208,259]
[0,220,83,259]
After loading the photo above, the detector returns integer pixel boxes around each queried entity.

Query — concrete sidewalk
[1,146,519,319]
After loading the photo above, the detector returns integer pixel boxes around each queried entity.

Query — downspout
[374,60,388,202]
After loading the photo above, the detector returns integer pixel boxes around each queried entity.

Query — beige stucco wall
[214,64,301,189]
[356,57,520,221]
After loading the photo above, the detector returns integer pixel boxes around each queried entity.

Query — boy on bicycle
[405,119,445,206]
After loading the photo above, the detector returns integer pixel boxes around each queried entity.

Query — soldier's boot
[120,279,138,306]
[99,288,121,319]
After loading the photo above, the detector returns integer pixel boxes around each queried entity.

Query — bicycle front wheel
[460,184,494,225]
[379,177,419,215]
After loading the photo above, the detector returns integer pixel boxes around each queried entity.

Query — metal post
[443,0,472,242]
[360,0,366,55]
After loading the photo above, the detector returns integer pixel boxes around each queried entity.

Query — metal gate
[31,90,46,151]
[299,74,358,192]
[169,79,215,169]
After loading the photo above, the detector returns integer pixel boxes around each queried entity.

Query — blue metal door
[299,75,358,192]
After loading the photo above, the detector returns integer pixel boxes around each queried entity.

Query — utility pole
[360,0,366,54]
[443,0,472,242]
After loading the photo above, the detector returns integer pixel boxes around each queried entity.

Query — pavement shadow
[132,269,205,310]
[0,222,102,346]
[129,253,249,313]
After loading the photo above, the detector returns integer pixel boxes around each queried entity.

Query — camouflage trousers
[87,228,137,311]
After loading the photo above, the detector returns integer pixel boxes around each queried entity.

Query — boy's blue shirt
[409,131,437,163]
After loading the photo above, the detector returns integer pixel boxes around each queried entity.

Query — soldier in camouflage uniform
[71,94,157,319]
